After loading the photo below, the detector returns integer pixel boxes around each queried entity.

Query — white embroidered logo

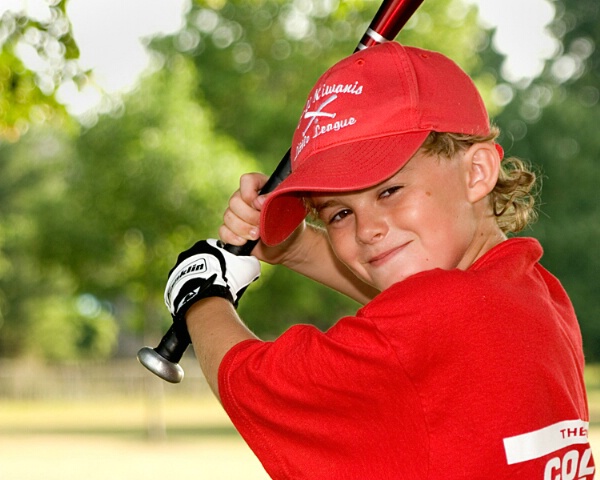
[302,95,338,136]
[294,81,364,161]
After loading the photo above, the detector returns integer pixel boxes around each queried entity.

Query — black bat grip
[137,150,292,382]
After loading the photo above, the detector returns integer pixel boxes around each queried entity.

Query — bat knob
[137,346,185,383]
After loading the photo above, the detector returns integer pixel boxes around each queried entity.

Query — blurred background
[0,0,598,478]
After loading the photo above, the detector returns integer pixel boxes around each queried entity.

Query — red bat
[138,0,426,383]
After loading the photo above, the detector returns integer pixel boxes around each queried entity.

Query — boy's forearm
[283,224,378,304]
[185,297,258,402]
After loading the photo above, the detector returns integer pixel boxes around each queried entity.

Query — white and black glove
[164,239,260,322]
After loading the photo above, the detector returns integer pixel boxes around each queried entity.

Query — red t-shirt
[218,238,594,479]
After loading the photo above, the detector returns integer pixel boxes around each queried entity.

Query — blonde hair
[420,129,539,234]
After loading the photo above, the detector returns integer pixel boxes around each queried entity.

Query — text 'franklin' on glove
[164,239,261,321]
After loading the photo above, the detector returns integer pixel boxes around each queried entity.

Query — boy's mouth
[368,242,410,267]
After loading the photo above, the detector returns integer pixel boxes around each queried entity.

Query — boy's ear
[463,143,501,203]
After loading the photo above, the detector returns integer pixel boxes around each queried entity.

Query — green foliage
[239,264,362,337]
[2,0,597,363]
[0,1,82,141]
[494,0,600,359]
[0,55,258,359]
[62,55,258,336]
[0,0,503,360]
[157,0,494,165]
[25,294,118,362]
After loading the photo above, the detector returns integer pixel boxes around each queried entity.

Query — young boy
[165,42,594,479]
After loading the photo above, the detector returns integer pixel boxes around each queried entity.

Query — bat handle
[137,151,292,382]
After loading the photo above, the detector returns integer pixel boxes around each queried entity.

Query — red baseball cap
[260,42,492,246]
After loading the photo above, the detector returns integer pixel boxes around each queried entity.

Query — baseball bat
[137,0,425,383]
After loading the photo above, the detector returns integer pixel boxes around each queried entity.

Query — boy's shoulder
[470,236,542,272]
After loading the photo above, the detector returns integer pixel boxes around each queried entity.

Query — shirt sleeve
[217,316,429,479]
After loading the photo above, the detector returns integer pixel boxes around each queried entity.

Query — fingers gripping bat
[138,0,426,383]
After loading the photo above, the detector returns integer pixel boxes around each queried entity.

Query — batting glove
[164,239,260,322]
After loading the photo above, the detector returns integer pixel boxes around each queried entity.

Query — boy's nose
[355,213,388,245]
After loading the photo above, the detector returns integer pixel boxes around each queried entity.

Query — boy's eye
[379,185,402,199]
[329,209,352,225]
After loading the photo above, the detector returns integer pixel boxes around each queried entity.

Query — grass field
[0,394,270,480]
[2,368,600,480]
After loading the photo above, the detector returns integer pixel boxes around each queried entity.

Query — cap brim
[260,131,430,246]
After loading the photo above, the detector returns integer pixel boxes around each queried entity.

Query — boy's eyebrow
[312,199,339,214]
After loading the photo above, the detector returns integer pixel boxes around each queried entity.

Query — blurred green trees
[0,55,257,359]
[0,0,598,361]
[0,0,81,141]
[494,0,600,359]
[165,0,492,160]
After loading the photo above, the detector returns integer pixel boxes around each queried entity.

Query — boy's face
[312,149,496,291]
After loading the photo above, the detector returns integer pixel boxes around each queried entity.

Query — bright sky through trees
[2,0,558,114]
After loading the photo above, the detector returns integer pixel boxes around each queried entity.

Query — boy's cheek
[329,239,367,278]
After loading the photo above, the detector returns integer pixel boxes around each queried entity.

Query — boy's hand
[220,173,267,246]
[219,173,305,265]
[164,239,260,321]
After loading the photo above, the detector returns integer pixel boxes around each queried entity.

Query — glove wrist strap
[174,284,234,323]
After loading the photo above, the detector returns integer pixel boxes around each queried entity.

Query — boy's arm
[220,173,378,304]
[185,297,256,401]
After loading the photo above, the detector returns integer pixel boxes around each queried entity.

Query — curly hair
[420,129,539,234]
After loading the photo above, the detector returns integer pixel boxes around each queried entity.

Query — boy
[165,42,594,478]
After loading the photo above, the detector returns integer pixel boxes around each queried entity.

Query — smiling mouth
[368,243,410,266]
